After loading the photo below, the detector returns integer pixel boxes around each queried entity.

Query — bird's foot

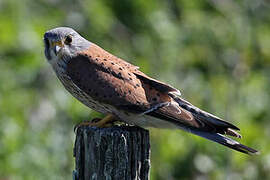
[74,114,116,132]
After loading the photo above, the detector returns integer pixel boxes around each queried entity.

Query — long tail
[185,127,259,155]
[169,94,259,155]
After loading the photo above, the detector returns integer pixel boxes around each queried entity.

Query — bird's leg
[74,114,116,131]
[92,114,117,127]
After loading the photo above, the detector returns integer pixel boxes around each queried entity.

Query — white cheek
[48,49,59,67]
[50,47,72,71]
[63,45,77,57]
[61,47,70,56]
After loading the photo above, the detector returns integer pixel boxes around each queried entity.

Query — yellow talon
[74,114,116,132]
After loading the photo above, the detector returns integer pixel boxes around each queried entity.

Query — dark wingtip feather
[170,95,241,132]
[235,143,260,155]
[185,127,259,155]
[218,119,240,131]
[219,139,259,155]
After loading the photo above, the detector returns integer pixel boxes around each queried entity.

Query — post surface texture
[73,126,150,180]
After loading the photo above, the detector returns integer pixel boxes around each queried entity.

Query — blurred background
[0,0,270,179]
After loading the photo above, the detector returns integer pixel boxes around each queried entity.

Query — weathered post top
[73,125,150,180]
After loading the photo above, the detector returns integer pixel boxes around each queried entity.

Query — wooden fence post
[73,126,150,180]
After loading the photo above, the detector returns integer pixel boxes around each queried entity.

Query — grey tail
[186,128,259,155]
[169,94,259,155]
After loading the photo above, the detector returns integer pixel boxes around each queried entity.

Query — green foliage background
[0,0,270,179]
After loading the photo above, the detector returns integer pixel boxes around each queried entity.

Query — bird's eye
[64,35,72,45]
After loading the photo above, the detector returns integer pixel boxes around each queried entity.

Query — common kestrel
[44,27,258,155]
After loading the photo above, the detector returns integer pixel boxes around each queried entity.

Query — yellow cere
[51,41,63,47]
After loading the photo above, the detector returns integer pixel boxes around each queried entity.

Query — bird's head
[44,27,91,65]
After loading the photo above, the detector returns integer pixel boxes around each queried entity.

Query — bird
[44,27,258,155]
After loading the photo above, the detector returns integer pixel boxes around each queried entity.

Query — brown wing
[66,43,175,113]
[66,50,146,110]
[67,43,239,133]
[133,72,180,95]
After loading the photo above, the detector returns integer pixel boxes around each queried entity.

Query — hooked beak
[44,37,64,61]
[51,41,64,55]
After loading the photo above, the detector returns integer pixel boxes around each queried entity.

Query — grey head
[44,27,91,65]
